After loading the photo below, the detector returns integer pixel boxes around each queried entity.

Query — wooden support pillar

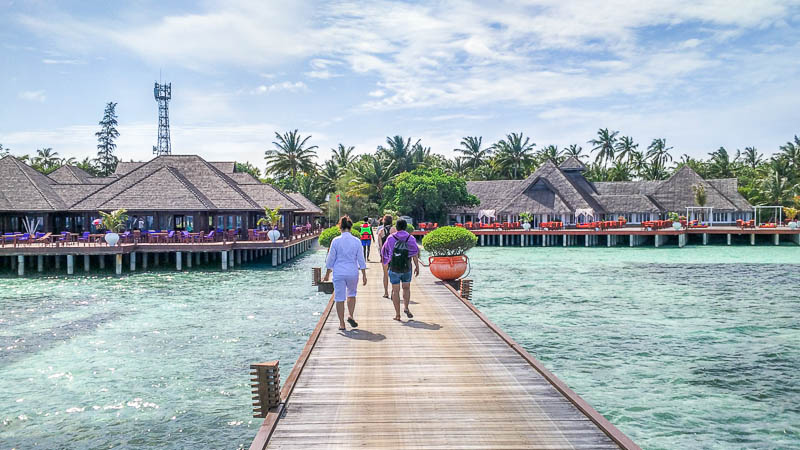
[142,252,148,270]
[130,252,136,271]
[195,252,200,265]
[37,255,44,273]
[187,252,192,268]
[480,234,484,246]
[750,233,755,246]
[629,235,634,247]
[99,255,106,269]
[176,252,182,271]
[221,251,228,270]
[499,234,503,247]
[115,254,122,275]
[563,234,567,247]
[84,254,90,272]
[153,253,159,267]
[655,234,661,248]
[678,234,686,248]
[17,255,24,276]
[272,249,278,267]
[203,252,209,264]
[585,234,589,247]
[774,234,780,246]
[236,249,242,265]
[702,233,708,245]
[229,250,235,268]
[727,233,731,245]
[606,234,611,247]
[67,254,74,275]
[55,255,61,270]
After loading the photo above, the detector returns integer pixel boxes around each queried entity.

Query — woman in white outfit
[323,216,367,331]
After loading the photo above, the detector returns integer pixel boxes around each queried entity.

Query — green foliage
[783,206,798,221]
[235,161,262,179]
[265,130,318,179]
[383,168,479,223]
[667,212,680,222]
[421,226,477,257]
[98,209,128,232]
[519,212,534,223]
[692,184,707,206]
[95,102,119,176]
[318,226,341,247]
[351,221,366,237]
[257,207,281,228]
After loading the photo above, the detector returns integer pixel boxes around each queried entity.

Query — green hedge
[318,226,341,248]
[421,226,477,257]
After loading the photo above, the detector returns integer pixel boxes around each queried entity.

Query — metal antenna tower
[153,82,172,155]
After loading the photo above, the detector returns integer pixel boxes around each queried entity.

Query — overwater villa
[0,154,322,237]
[449,157,754,227]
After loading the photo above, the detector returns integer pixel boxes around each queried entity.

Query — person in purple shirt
[380,219,420,321]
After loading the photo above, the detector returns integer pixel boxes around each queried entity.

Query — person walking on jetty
[376,215,396,298]
[323,216,367,331]
[359,217,374,261]
[381,219,420,321]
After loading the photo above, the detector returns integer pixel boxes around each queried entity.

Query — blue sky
[2,0,800,168]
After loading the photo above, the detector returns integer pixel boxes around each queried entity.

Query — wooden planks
[256,247,638,450]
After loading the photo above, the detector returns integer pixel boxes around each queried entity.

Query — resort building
[0,154,321,236]
[450,157,753,227]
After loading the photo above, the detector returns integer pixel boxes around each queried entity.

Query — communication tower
[153,82,172,155]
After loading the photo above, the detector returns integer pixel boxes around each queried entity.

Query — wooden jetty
[249,257,639,449]
[0,231,319,276]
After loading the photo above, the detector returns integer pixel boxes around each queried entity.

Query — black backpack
[388,234,411,273]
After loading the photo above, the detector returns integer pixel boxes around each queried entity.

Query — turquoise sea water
[2,245,798,449]
[0,251,328,449]
[467,246,799,450]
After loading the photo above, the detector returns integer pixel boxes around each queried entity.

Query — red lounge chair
[465,221,473,229]
[455,223,463,227]
[759,223,777,228]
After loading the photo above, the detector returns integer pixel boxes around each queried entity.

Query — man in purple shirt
[380,219,420,321]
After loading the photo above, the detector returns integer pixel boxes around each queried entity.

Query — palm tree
[32,148,61,174]
[331,144,355,169]
[564,144,588,161]
[646,138,673,169]
[614,136,638,164]
[0,144,9,158]
[60,156,77,166]
[76,157,99,176]
[778,135,800,173]
[455,136,491,170]
[707,146,739,178]
[537,145,562,164]
[588,128,619,168]
[265,130,318,179]
[319,159,341,188]
[493,132,536,179]
[758,168,798,205]
[348,155,397,204]
[377,135,419,174]
[410,141,431,168]
[607,160,632,181]
[742,146,762,170]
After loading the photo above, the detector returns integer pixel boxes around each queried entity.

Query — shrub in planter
[318,226,341,248]
[422,226,477,280]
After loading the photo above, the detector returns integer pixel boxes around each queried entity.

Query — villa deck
[249,255,639,449]
[0,231,320,276]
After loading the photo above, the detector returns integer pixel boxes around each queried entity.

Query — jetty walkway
[249,254,639,449]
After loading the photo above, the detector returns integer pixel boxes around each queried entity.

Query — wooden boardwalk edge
[440,281,641,450]
[249,294,335,450]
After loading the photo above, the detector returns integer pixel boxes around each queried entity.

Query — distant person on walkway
[323,216,367,331]
[376,215,396,298]
[359,217,374,261]
[381,219,420,321]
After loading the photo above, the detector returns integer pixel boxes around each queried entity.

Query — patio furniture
[77,231,91,245]
[203,230,215,242]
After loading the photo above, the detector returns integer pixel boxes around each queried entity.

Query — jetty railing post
[251,361,280,418]
[459,279,473,302]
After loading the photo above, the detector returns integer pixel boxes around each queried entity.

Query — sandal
[347,317,358,328]
[393,316,402,322]
[404,309,414,319]
[338,326,346,331]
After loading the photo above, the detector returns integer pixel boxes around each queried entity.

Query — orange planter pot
[428,255,468,281]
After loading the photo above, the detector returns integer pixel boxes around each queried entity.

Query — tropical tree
[742,146,763,169]
[778,135,800,174]
[588,128,619,168]
[537,145,562,164]
[331,144,356,169]
[95,102,120,176]
[707,146,739,178]
[0,144,9,158]
[455,136,491,170]
[757,169,798,205]
[235,161,262,179]
[347,154,397,205]
[31,148,61,174]
[319,159,341,189]
[564,144,587,161]
[265,130,318,179]
[377,135,419,174]
[76,157,99,176]
[646,138,673,169]
[607,160,633,181]
[614,136,638,164]
[493,132,536,179]
[383,168,479,222]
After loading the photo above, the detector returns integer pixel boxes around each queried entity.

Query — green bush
[318,226,341,248]
[351,221,366,238]
[422,226,477,257]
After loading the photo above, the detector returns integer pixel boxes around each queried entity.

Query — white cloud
[41,58,81,64]
[252,81,309,95]
[18,90,46,102]
[368,89,385,97]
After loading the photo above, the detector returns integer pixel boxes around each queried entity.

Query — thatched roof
[650,166,738,212]
[52,184,104,207]
[559,156,587,171]
[211,162,235,173]
[239,184,302,211]
[287,192,323,214]
[72,155,262,211]
[229,172,261,184]
[115,161,145,176]
[48,165,93,184]
[459,160,751,217]
[0,156,67,211]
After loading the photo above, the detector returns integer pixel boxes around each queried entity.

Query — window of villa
[227,216,234,230]
[186,216,194,231]
[236,215,242,229]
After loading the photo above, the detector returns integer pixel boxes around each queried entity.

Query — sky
[2,0,800,168]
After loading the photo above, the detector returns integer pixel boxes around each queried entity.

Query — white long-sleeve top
[325,232,367,278]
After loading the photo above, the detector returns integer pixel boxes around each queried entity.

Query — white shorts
[333,275,358,302]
